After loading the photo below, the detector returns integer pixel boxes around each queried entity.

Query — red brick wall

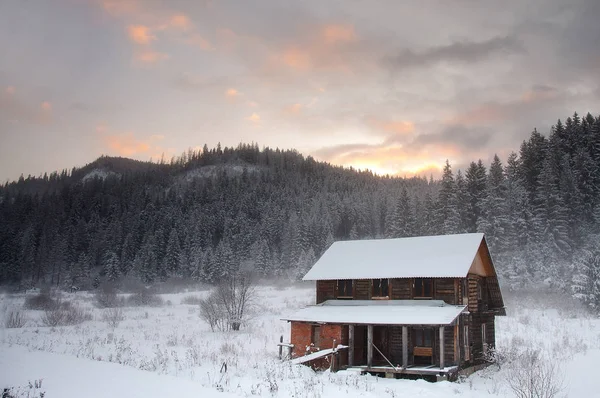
[290,322,348,369]
[290,322,312,358]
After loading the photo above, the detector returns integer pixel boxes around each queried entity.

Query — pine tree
[465,160,487,232]
[572,237,600,313]
[478,155,508,253]
[436,161,460,234]
[163,228,181,278]
[103,250,121,282]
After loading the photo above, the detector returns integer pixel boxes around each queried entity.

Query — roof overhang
[282,300,467,326]
[302,233,485,281]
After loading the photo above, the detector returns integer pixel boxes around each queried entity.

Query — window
[337,280,353,298]
[414,328,433,347]
[414,278,433,298]
[311,325,321,348]
[372,279,389,297]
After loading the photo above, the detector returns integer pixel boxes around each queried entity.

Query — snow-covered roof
[302,233,485,280]
[282,300,466,326]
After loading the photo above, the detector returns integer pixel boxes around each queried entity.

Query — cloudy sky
[0,0,598,182]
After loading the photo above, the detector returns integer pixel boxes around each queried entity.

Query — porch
[282,300,466,376]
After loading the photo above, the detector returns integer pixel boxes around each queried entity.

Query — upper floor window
[337,280,353,298]
[414,278,433,298]
[372,279,389,298]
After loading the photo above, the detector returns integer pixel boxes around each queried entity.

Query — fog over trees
[1,112,599,311]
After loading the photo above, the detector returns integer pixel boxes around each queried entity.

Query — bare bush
[94,283,122,308]
[181,295,203,305]
[126,288,163,307]
[199,272,256,332]
[41,305,91,327]
[4,310,27,328]
[199,292,229,332]
[24,292,56,310]
[102,307,125,328]
[506,350,564,398]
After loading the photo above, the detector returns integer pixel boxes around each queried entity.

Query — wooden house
[282,233,505,380]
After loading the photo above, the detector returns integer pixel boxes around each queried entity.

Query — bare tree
[506,350,564,398]
[199,271,256,332]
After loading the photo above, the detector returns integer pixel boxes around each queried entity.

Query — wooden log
[348,325,354,366]
[367,325,373,368]
[402,326,408,368]
[439,326,445,369]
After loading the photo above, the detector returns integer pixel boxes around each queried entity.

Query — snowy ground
[1,284,599,397]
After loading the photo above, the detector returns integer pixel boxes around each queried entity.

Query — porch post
[367,324,373,368]
[439,326,445,369]
[402,326,408,368]
[348,325,355,366]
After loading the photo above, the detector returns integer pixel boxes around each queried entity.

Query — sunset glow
[0,0,598,181]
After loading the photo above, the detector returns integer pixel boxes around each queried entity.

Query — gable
[302,233,485,281]
[467,238,496,277]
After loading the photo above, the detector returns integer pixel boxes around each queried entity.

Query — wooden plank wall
[486,277,505,309]
[390,279,412,299]
[316,280,335,304]
[434,279,456,304]
[467,274,484,312]
[354,280,371,299]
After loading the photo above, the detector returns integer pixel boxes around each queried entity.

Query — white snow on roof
[282,300,466,326]
[302,233,484,280]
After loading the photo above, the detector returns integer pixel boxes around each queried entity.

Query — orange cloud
[247,113,261,123]
[225,88,240,99]
[285,103,303,115]
[247,101,259,107]
[136,51,169,63]
[322,24,356,44]
[281,48,312,70]
[170,14,191,30]
[128,25,155,44]
[41,101,52,112]
[368,118,415,136]
[103,132,164,157]
[5,86,15,95]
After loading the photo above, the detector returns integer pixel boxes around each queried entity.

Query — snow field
[1,285,599,397]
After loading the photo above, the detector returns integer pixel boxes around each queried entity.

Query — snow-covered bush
[199,273,256,332]
[2,379,45,398]
[506,349,564,398]
[102,307,125,328]
[41,305,91,327]
[4,310,26,328]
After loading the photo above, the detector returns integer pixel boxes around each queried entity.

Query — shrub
[102,307,125,328]
[24,293,56,311]
[181,295,203,305]
[4,310,27,328]
[506,349,564,398]
[199,272,256,332]
[199,292,228,332]
[94,283,122,308]
[126,288,163,307]
[41,305,91,327]
[2,379,45,398]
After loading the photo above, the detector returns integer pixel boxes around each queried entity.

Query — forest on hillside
[1,112,599,311]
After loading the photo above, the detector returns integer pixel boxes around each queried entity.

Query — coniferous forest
[1,112,599,310]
